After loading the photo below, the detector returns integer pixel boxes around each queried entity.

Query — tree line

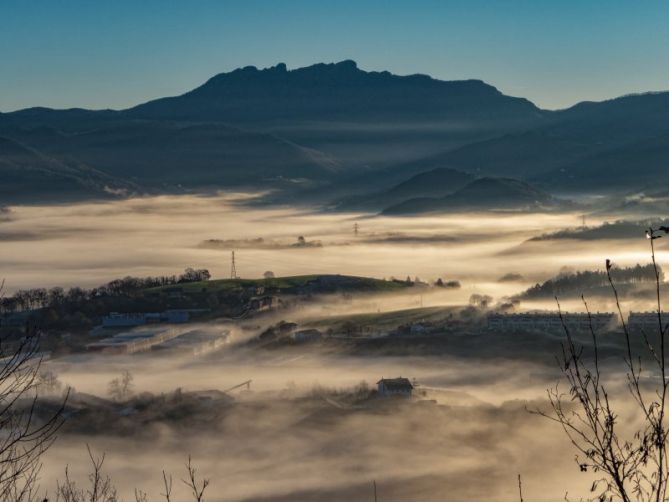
[519,263,662,299]
[0,268,211,315]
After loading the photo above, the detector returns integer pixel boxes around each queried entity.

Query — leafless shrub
[37,371,63,396]
[55,446,118,502]
[160,471,172,502]
[134,488,148,502]
[55,447,209,502]
[107,371,134,402]
[181,456,209,502]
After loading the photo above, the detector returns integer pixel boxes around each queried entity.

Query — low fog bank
[5,194,669,500]
[2,193,655,296]
[41,395,581,502]
[37,351,610,502]
[3,193,668,323]
[47,349,561,404]
[34,315,641,501]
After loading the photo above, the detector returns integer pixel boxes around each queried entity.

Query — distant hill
[382,177,559,215]
[556,91,669,135]
[0,107,118,131]
[406,129,595,179]
[534,132,669,192]
[527,219,666,242]
[0,122,339,193]
[516,263,661,300]
[402,91,669,193]
[144,274,411,296]
[336,167,475,211]
[0,136,137,203]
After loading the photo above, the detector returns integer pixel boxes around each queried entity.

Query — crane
[223,380,252,393]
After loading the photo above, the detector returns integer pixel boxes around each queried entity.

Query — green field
[143,274,411,296]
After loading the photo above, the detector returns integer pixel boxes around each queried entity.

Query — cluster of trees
[529,218,669,242]
[108,370,134,402]
[469,293,493,308]
[386,276,460,288]
[0,268,210,315]
[520,263,661,299]
[435,278,461,288]
[292,235,322,248]
[178,268,211,283]
[387,276,429,285]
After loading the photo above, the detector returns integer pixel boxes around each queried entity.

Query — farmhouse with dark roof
[377,377,413,397]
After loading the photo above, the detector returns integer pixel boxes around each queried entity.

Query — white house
[377,377,413,397]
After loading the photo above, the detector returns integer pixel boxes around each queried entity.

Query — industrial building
[102,310,192,328]
[487,312,617,332]
[628,312,669,332]
[292,329,323,342]
[86,327,182,354]
[151,329,230,356]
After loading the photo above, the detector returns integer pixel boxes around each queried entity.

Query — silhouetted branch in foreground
[53,447,209,502]
[0,280,68,502]
[181,456,209,502]
[536,226,669,501]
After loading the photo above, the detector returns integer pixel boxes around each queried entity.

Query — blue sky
[1,0,668,111]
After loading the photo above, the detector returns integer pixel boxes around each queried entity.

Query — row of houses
[487,312,669,332]
[487,312,616,332]
[102,296,277,329]
[101,310,201,328]
[86,328,183,354]
[628,312,669,331]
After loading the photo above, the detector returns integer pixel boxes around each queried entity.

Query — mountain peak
[127,60,540,123]
[332,59,358,71]
[211,60,360,80]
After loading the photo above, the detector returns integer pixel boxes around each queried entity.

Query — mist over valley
[3,12,669,500]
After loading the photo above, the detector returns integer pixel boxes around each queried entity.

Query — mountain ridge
[125,60,543,125]
[0,135,138,203]
[2,61,669,204]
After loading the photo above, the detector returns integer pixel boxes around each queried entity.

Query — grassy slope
[142,274,410,295]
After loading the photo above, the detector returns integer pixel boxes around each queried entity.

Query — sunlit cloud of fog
[4,193,668,500]
[37,346,633,502]
[3,193,664,310]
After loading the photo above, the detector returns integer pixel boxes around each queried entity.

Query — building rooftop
[377,377,413,390]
